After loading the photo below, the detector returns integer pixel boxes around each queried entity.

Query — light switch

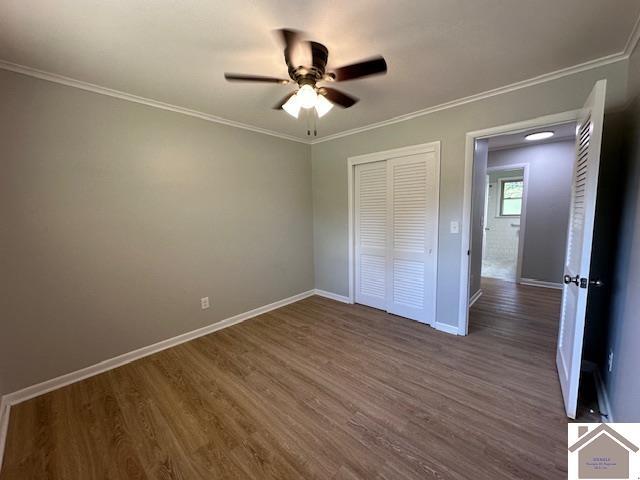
[450,221,459,234]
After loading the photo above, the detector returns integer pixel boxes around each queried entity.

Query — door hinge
[467,250,470,256]
[580,278,588,289]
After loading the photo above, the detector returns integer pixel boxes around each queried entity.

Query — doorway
[459,79,608,419]
[468,125,576,309]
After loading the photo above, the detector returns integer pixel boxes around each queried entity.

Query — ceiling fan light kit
[281,85,334,119]
[224,28,388,135]
[282,94,301,118]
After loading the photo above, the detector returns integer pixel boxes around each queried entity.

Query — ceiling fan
[224,29,387,133]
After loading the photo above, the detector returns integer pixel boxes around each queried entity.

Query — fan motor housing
[287,41,329,86]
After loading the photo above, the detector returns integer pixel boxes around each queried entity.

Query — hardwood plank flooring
[1,278,569,479]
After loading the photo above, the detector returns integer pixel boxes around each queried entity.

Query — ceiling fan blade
[273,92,296,110]
[332,56,387,82]
[320,88,359,108]
[224,73,289,84]
[309,41,329,72]
[277,28,302,68]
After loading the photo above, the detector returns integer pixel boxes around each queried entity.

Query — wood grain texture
[1,278,569,479]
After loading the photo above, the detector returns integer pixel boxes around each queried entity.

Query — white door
[556,79,606,419]
[354,149,439,324]
[355,161,387,310]
[386,154,439,323]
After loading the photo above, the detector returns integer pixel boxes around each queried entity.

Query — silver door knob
[564,274,580,286]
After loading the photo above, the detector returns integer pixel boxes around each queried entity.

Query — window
[499,178,523,216]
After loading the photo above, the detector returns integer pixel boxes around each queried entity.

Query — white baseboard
[594,367,614,423]
[314,289,351,304]
[1,289,315,411]
[433,322,460,336]
[583,360,614,423]
[469,289,483,307]
[519,278,563,290]
[0,289,317,471]
[0,397,9,472]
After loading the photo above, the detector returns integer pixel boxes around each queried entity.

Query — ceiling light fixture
[315,94,334,118]
[525,131,555,141]
[281,86,334,119]
[224,28,388,136]
[282,94,301,118]
[297,84,318,109]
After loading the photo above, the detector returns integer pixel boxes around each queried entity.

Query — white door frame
[348,141,441,323]
[458,111,579,335]
[484,164,530,284]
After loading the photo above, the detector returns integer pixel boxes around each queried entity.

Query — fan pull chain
[304,109,318,137]
[313,111,318,137]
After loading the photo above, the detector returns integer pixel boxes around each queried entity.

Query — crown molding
[624,13,640,57]
[310,53,626,144]
[0,60,310,145]
[1,20,637,149]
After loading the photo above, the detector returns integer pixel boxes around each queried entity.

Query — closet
[354,145,439,324]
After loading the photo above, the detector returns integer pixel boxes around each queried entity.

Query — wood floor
[0,278,569,479]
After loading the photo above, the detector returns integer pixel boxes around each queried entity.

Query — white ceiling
[487,123,577,151]
[1,0,639,141]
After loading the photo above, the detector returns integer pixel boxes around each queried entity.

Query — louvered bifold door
[556,79,606,419]
[386,153,438,323]
[355,161,388,309]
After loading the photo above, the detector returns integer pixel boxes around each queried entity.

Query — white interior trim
[0,397,9,472]
[0,288,352,469]
[624,13,640,57]
[459,110,581,335]
[0,290,314,409]
[347,141,441,326]
[469,289,483,307]
[0,60,308,145]
[583,360,615,423]
[0,51,631,148]
[314,289,351,304]
[433,322,460,336]
[311,55,625,144]
[594,367,614,423]
[519,278,563,290]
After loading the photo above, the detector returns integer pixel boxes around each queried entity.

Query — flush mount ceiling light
[224,28,388,135]
[525,131,555,141]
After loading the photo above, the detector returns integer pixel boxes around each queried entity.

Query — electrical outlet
[608,350,614,372]
[200,297,210,310]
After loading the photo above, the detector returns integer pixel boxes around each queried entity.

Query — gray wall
[488,140,575,284]
[600,96,640,422]
[0,69,314,396]
[469,139,488,297]
[311,60,628,329]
